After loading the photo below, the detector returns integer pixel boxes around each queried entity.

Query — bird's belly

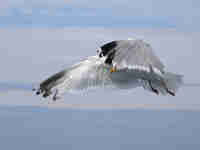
[110,71,141,89]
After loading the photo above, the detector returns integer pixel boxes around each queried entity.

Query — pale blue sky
[0,0,200,30]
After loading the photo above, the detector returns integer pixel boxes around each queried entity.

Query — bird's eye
[97,49,103,57]
[99,52,104,57]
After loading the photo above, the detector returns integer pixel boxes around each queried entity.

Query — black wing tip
[100,41,118,57]
[33,70,67,100]
[33,85,61,101]
[33,85,52,98]
[99,41,118,65]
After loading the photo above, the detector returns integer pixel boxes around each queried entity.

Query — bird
[33,39,183,101]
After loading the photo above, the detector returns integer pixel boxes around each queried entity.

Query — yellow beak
[109,67,117,73]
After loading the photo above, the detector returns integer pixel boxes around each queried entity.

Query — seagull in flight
[33,39,183,100]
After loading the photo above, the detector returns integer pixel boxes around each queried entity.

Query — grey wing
[34,56,113,100]
[101,40,165,72]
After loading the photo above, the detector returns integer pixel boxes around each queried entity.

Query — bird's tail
[162,72,183,95]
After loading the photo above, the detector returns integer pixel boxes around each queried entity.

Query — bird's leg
[166,89,175,96]
[148,80,159,95]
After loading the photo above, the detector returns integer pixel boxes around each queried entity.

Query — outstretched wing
[99,40,165,72]
[34,56,113,100]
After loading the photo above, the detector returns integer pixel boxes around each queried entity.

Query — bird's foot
[166,89,175,96]
[152,88,159,95]
[148,80,159,95]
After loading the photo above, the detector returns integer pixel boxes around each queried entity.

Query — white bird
[34,39,183,100]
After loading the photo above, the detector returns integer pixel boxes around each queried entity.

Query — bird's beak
[109,67,117,73]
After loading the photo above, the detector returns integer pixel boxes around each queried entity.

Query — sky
[0,27,200,110]
[1,2,200,150]
[0,0,200,110]
[0,0,200,30]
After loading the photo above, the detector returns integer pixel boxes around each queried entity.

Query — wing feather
[101,40,165,72]
[35,56,113,99]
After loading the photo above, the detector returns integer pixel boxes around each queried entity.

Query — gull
[33,39,183,100]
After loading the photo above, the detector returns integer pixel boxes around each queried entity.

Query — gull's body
[34,39,183,100]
